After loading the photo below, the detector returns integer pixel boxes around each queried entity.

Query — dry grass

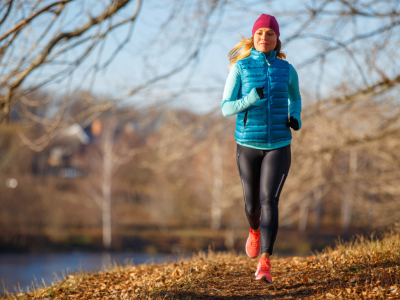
[2,231,400,299]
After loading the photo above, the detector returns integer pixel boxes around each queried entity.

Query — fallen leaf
[172,268,180,277]
[325,292,335,298]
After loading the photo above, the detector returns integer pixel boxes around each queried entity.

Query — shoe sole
[255,271,272,283]
[256,276,272,283]
[245,236,260,259]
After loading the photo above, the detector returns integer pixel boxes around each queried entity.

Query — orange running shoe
[245,228,260,258]
[255,257,272,283]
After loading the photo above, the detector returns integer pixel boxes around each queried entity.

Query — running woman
[221,14,302,283]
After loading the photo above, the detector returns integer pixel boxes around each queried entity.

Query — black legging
[236,143,291,255]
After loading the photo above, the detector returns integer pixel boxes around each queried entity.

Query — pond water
[0,252,182,295]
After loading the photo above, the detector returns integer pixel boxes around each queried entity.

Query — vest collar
[250,48,277,63]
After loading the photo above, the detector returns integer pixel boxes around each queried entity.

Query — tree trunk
[211,142,223,230]
[298,196,310,233]
[1,89,10,124]
[313,187,322,230]
[341,149,357,230]
[313,157,323,230]
[367,194,376,229]
[102,126,113,249]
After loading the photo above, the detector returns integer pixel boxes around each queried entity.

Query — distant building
[32,124,89,178]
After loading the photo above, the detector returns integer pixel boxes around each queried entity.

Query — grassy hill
[2,231,399,299]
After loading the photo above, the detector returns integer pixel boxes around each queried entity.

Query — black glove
[286,116,299,131]
[255,87,264,99]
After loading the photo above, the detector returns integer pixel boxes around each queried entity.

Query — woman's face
[253,28,277,53]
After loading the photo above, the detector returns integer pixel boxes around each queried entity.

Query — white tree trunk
[102,126,113,249]
[211,142,223,230]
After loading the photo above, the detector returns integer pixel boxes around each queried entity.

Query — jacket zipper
[244,111,248,127]
[265,57,271,143]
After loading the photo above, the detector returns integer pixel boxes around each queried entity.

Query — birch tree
[84,116,140,249]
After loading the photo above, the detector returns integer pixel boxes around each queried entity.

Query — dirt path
[2,233,400,299]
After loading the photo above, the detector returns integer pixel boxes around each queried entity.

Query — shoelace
[260,259,270,271]
[250,233,259,247]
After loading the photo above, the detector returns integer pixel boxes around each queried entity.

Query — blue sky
[19,0,396,115]
[75,0,307,113]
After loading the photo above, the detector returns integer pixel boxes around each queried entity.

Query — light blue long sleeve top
[221,60,302,150]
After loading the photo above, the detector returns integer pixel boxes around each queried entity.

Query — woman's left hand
[286,116,299,130]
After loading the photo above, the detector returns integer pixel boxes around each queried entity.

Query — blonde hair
[228,35,286,70]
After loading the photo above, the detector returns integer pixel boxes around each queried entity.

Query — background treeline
[2,1,400,254]
[1,90,399,254]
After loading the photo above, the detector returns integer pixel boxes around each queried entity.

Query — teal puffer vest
[235,48,291,143]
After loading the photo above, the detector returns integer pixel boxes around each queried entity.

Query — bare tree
[0,0,225,151]
[0,1,141,122]
[83,115,141,249]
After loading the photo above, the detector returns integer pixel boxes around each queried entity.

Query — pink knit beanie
[252,14,280,38]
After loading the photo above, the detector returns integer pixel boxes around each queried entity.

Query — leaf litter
[2,231,400,299]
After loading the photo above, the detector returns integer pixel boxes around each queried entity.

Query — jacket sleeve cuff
[291,112,302,130]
